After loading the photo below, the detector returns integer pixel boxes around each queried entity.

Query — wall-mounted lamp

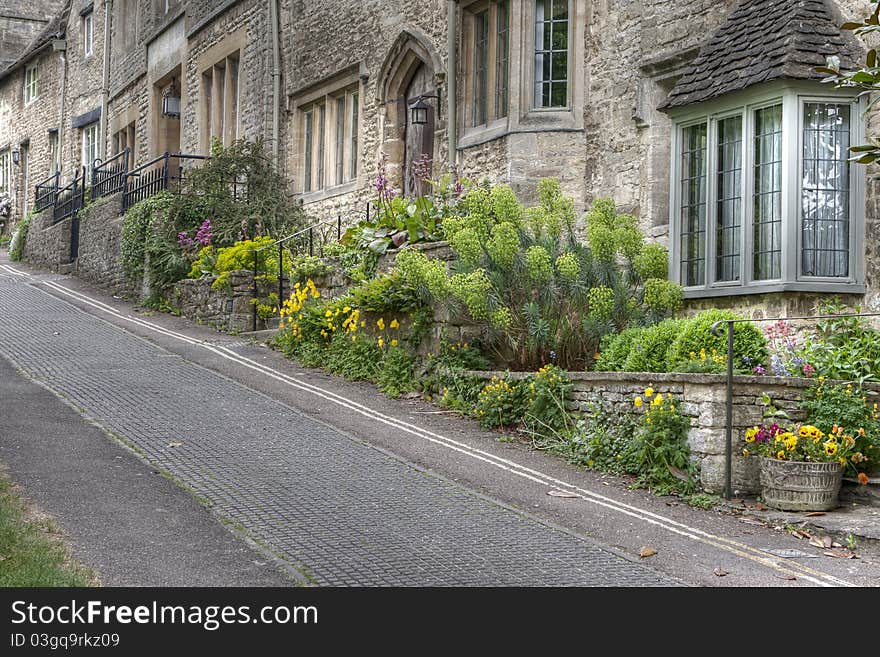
[409,94,441,126]
[11,148,20,165]
[162,77,181,119]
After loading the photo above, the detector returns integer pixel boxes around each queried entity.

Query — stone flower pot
[759,457,843,512]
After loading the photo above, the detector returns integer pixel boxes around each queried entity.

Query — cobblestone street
[0,271,674,586]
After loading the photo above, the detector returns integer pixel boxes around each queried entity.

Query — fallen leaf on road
[824,549,856,559]
[665,501,680,507]
[831,541,843,548]
[740,518,764,526]
[167,442,184,448]
[804,512,826,517]
[790,529,812,540]
[775,574,797,581]
[639,546,658,558]
[547,490,579,498]
[402,392,421,399]
[713,567,728,577]
[755,502,768,510]
[809,536,827,549]
[823,536,833,548]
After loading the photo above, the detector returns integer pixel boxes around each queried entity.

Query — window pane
[495,1,509,119]
[802,102,850,278]
[303,110,313,192]
[349,91,359,181]
[473,11,489,125]
[680,123,708,286]
[753,104,783,281]
[317,104,325,190]
[534,0,568,108]
[335,96,345,186]
[716,116,743,282]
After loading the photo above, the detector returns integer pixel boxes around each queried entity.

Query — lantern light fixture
[162,77,181,119]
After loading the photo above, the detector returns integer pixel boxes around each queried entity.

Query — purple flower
[803,363,815,378]
[753,364,766,375]
[549,350,557,361]
[177,231,194,248]
[195,219,214,247]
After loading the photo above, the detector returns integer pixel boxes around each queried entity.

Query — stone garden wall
[174,271,271,334]
[23,208,72,270]
[75,195,132,294]
[463,370,864,496]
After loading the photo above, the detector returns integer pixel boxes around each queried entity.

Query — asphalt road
[2,256,880,587]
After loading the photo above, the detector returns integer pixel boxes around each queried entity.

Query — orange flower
[858,473,870,485]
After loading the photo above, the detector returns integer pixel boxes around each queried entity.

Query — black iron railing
[91,148,130,200]
[34,171,60,213]
[122,152,210,211]
[249,213,357,332]
[53,167,87,225]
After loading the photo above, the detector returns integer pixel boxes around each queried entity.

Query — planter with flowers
[744,419,867,511]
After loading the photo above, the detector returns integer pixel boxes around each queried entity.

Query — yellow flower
[634,396,643,408]
[342,306,351,314]
[325,310,333,318]
[378,338,384,348]
[644,387,655,398]
[824,441,838,456]
[839,457,847,467]
[377,318,386,330]
[742,448,750,457]
[391,339,399,347]
[777,450,786,460]
[390,319,400,329]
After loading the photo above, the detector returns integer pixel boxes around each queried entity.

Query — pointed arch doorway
[378,30,443,199]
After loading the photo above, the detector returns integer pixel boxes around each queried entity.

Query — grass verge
[0,471,97,586]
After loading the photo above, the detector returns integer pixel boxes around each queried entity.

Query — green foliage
[542,404,641,474]
[643,278,683,314]
[666,309,768,373]
[585,199,642,262]
[802,299,880,383]
[121,193,173,280]
[377,347,417,398]
[289,255,332,286]
[633,392,696,495]
[402,184,683,371]
[343,195,442,255]
[633,243,669,280]
[0,474,95,586]
[595,328,641,371]
[474,375,528,429]
[622,319,685,373]
[8,212,32,262]
[523,365,573,435]
[325,333,383,381]
[798,380,880,474]
[189,236,286,292]
[346,272,423,314]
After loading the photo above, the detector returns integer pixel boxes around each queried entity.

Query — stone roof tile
[663,0,863,109]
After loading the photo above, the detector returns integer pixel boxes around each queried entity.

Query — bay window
[670,87,864,297]
[299,84,360,194]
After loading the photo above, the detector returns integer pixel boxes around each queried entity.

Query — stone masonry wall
[464,370,855,496]
[75,193,131,293]
[175,271,270,333]
[22,206,72,269]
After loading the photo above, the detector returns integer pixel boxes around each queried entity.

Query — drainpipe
[57,42,68,176]
[101,0,113,158]
[447,0,457,167]
[269,0,281,167]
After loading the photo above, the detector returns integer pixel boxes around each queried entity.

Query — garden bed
[462,370,879,495]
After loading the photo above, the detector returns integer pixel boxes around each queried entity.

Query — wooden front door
[403,64,435,199]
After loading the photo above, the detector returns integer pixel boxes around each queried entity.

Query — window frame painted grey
[668,82,865,298]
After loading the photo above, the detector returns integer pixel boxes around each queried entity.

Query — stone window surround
[460,0,509,131]
[81,122,100,170]
[196,28,248,154]
[290,69,363,203]
[0,148,11,194]
[667,81,866,299]
[456,0,585,151]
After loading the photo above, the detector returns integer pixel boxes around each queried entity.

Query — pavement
[2,253,880,587]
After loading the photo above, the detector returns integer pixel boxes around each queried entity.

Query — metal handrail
[53,167,86,224]
[34,171,60,212]
[91,148,130,200]
[710,311,880,500]
[122,152,211,211]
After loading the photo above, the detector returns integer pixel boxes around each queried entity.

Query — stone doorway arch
[378,29,444,198]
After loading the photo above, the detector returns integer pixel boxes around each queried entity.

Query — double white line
[13,270,855,587]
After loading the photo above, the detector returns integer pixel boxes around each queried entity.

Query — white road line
[21,273,855,587]
[0,264,29,277]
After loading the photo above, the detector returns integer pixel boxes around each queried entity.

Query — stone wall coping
[461,369,880,390]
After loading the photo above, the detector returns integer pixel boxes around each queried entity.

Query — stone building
[2,0,879,318]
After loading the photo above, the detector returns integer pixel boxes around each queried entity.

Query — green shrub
[8,213,32,262]
[474,375,527,429]
[377,347,417,399]
[633,243,669,280]
[325,333,382,381]
[188,236,286,291]
[524,365,573,435]
[622,319,684,373]
[802,299,880,383]
[666,309,768,373]
[346,272,423,314]
[633,391,696,495]
[289,255,332,286]
[595,327,644,371]
[554,404,641,474]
